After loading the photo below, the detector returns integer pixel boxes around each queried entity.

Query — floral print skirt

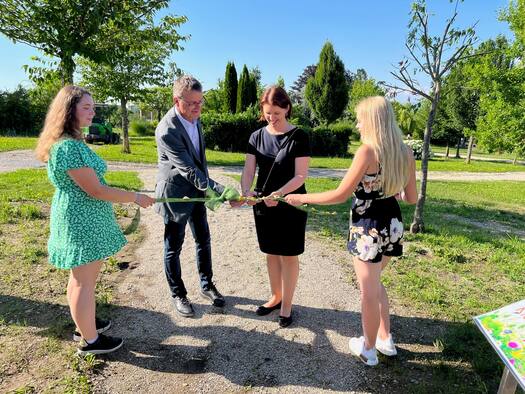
[347,196,404,263]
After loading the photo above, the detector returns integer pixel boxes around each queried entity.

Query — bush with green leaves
[404,139,434,160]
[0,86,42,135]
[202,108,352,156]
[308,122,353,157]
[129,119,156,136]
[201,106,265,151]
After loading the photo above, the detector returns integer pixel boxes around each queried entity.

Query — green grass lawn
[303,178,525,392]
[0,136,37,152]
[0,169,142,393]
[431,144,522,161]
[2,136,524,173]
[93,137,525,173]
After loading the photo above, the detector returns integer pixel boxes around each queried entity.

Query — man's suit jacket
[154,107,224,223]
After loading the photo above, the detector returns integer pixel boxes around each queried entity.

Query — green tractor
[83,104,121,144]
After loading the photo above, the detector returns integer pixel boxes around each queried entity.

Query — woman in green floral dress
[35,85,155,355]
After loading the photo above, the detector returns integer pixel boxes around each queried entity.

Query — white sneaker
[375,334,397,356]
[349,336,378,366]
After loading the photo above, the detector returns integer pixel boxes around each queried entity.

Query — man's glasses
[179,97,205,107]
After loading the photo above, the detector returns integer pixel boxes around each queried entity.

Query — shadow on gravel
[1,294,496,393]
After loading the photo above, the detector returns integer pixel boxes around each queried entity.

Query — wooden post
[497,367,518,394]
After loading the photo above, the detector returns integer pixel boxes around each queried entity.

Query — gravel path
[1,150,524,181]
[94,169,370,393]
[0,150,484,392]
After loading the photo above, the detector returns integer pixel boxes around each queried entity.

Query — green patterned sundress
[47,138,127,269]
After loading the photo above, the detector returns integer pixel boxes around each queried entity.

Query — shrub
[201,109,352,156]
[404,139,434,160]
[129,119,156,136]
[307,122,353,157]
[201,106,265,151]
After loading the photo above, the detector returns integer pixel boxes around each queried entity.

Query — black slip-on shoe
[278,312,293,328]
[255,302,282,316]
[73,318,111,342]
[77,334,123,356]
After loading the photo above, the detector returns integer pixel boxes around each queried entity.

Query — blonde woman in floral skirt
[285,96,417,366]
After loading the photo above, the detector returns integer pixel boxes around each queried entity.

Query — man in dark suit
[155,75,225,317]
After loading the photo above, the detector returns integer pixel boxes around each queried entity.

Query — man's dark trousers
[163,202,213,298]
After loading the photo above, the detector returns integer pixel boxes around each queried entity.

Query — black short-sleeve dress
[247,127,311,256]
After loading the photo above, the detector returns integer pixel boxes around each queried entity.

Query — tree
[289,65,317,104]
[80,14,186,153]
[237,65,253,113]
[439,56,480,161]
[348,78,384,115]
[276,75,285,88]
[393,101,421,138]
[0,86,34,134]
[505,0,525,53]
[469,38,525,162]
[249,66,264,98]
[383,0,477,233]
[139,86,173,122]
[203,86,224,114]
[248,72,259,107]
[464,3,525,163]
[305,42,349,124]
[0,1,174,85]
[27,70,63,131]
[223,62,238,113]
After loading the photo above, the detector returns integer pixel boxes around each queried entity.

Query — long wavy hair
[35,85,90,162]
[356,96,410,196]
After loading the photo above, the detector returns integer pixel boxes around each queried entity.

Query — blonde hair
[356,96,410,196]
[35,85,90,162]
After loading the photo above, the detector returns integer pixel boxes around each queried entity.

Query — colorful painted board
[474,299,525,390]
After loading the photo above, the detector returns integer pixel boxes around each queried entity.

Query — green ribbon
[155,186,242,211]
[155,186,337,215]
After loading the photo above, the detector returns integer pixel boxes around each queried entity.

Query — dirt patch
[442,213,525,240]
[86,169,473,394]
[0,201,148,393]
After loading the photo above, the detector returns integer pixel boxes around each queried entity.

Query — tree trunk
[411,87,440,234]
[513,153,518,165]
[445,143,450,158]
[121,98,131,154]
[59,55,75,86]
[465,136,474,164]
[455,139,461,158]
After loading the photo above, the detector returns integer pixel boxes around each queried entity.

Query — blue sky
[0,0,512,92]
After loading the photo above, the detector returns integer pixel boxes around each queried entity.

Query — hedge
[201,108,265,152]
[201,109,353,156]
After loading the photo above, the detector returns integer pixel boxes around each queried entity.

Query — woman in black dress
[286,96,417,365]
[240,86,310,327]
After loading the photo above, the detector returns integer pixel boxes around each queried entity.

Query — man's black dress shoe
[200,284,225,307]
[278,312,293,328]
[255,302,281,316]
[173,296,195,317]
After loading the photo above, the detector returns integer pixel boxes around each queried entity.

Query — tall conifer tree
[305,42,349,124]
[223,61,238,113]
